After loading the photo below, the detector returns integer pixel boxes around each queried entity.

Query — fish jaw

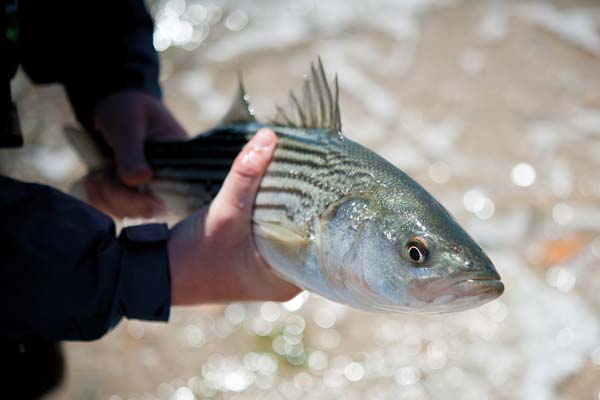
[410,270,504,313]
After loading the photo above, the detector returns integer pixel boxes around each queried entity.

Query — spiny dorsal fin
[272,58,342,133]
[221,77,256,124]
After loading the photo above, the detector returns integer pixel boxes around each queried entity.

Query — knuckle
[232,164,260,181]
[210,206,240,230]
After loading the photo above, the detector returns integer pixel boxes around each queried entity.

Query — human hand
[167,128,301,305]
[86,90,187,218]
[93,89,188,186]
[81,171,166,220]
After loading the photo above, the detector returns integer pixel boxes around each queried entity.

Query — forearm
[19,0,160,130]
[0,176,170,340]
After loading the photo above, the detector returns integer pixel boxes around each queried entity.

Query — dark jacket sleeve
[18,0,161,130]
[0,176,171,341]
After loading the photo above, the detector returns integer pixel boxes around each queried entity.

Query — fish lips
[412,270,504,306]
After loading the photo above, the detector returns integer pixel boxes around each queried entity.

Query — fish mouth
[412,270,504,305]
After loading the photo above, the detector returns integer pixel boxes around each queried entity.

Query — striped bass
[67,60,504,313]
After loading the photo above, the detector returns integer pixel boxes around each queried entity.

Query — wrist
[167,210,212,306]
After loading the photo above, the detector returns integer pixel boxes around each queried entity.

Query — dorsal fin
[271,57,342,133]
[221,77,256,124]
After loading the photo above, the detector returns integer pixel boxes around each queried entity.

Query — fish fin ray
[333,74,341,131]
[221,76,257,124]
[303,78,315,128]
[318,57,333,128]
[269,58,342,133]
[289,91,306,127]
[253,219,309,245]
[310,63,326,128]
[275,106,294,126]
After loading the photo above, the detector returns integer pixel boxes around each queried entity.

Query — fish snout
[412,269,504,304]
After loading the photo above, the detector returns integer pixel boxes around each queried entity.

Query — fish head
[389,212,504,314]
[319,179,503,314]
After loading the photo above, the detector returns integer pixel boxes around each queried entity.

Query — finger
[112,133,153,187]
[84,174,165,219]
[148,109,189,141]
[210,128,277,229]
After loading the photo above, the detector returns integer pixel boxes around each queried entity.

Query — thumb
[113,133,153,187]
[209,128,277,231]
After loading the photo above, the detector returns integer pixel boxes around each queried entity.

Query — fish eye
[405,237,429,265]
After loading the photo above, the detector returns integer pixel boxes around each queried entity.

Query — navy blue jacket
[1,0,172,340]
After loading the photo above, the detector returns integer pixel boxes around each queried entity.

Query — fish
[65,59,504,314]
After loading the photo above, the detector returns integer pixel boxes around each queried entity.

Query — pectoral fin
[253,219,308,245]
[252,219,312,271]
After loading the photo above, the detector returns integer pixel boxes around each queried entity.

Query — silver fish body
[69,60,504,313]
[144,120,503,313]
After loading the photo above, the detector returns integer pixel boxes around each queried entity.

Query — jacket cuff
[118,223,171,322]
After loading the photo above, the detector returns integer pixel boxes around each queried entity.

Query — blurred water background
[2,0,600,399]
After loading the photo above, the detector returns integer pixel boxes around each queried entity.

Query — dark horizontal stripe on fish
[264,170,343,196]
[326,156,363,168]
[274,146,366,175]
[145,136,247,159]
[273,154,369,179]
[259,185,314,200]
[272,155,323,169]
[254,203,289,212]
[277,141,328,160]
[321,163,374,178]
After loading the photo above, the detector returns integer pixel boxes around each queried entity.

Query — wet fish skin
[68,60,503,314]
[144,121,503,314]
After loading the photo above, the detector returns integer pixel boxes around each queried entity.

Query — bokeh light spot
[511,163,536,187]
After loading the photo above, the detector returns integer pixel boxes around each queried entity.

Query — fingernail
[251,129,275,150]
